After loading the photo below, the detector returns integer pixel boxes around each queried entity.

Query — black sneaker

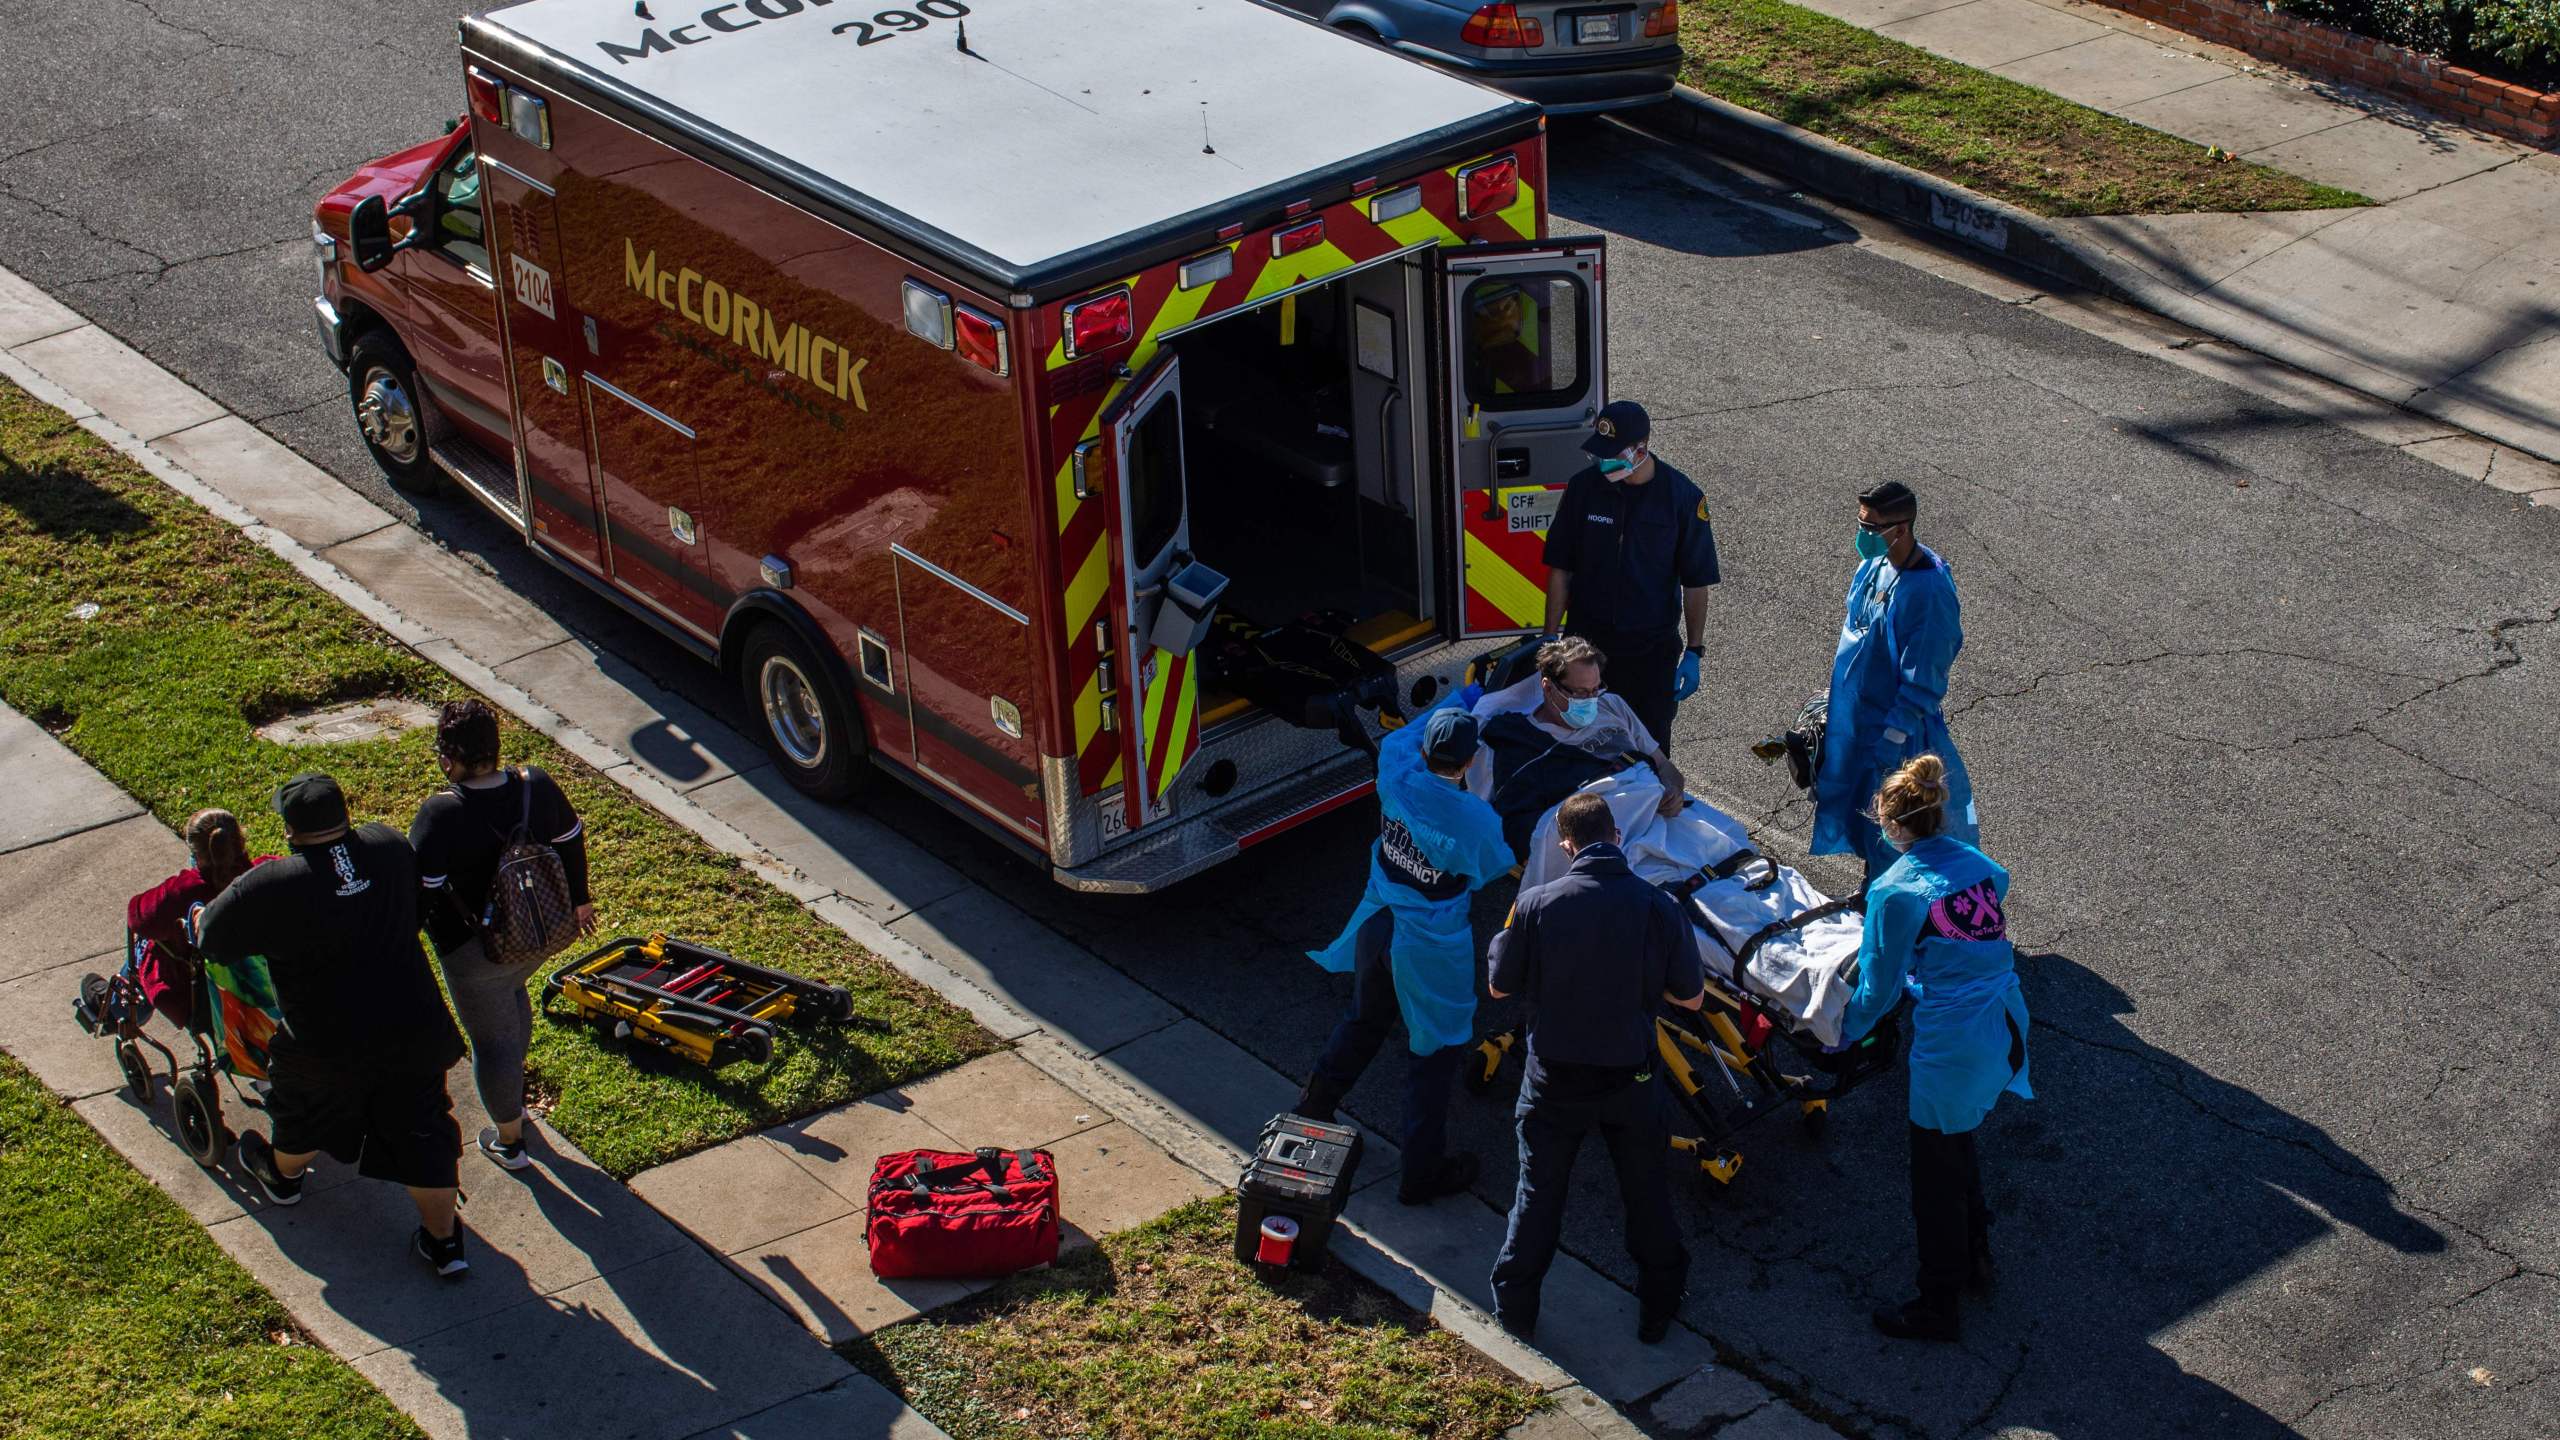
[412,1226,469,1279]
[1397,1151,1481,1206]
[1638,1310,1677,1345]
[236,1131,303,1207]
[1871,1297,1960,1342]
[478,1126,532,1172]
[73,973,112,1035]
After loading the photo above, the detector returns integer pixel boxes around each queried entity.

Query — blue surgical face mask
[1855,525,1891,560]
[1597,458,1633,480]
[1562,696,1601,728]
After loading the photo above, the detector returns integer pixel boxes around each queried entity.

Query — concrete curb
[1620,85,2560,467]
[0,288,1773,1434]
[1622,87,2125,299]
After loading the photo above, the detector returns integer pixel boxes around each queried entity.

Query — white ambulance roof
[468,0,1535,290]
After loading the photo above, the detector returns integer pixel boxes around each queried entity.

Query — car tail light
[1458,153,1520,220]
[1063,287,1132,359]
[1272,218,1325,258]
[1460,4,1544,47]
[954,304,1009,376]
[466,67,504,126]
[1645,1,1680,37]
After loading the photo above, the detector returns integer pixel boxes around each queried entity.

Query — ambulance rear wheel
[742,624,865,801]
[348,332,440,496]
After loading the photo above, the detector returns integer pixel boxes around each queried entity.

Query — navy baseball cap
[1421,708,1482,767]
[1581,400,1651,457]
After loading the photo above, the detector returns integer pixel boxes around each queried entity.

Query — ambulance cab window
[1126,393,1184,567]
[429,145,488,275]
[1461,275,1585,410]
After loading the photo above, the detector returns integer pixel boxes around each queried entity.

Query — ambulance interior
[1168,268,1432,729]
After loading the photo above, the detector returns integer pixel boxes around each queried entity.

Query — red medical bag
[866,1147,1062,1279]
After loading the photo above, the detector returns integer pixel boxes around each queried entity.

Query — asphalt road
[5,5,2558,1437]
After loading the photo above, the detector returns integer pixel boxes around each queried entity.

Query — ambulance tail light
[1458,153,1520,220]
[1272,218,1325,258]
[902,280,954,348]
[1460,4,1544,46]
[1368,185,1424,224]
[1063,287,1132,359]
[953,304,1010,376]
[1645,1,1681,37]
[466,67,505,126]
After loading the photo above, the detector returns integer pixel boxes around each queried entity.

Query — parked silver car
[1283,0,1682,113]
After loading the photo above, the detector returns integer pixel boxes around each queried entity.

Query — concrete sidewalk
[0,702,935,1440]
[1762,0,2560,462]
[0,273,1786,1435]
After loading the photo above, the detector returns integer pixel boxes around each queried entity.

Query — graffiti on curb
[1930,192,2010,252]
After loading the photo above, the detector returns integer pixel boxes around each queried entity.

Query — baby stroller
[71,922,282,1170]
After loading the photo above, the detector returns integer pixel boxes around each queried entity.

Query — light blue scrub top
[1840,835,2032,1134]
[1308,699,1514,1056]
[1811,546,1977,870]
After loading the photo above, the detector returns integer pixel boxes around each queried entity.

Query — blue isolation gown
[1840,835,2032,1134]
[1811,546,1978,872]
[1308,700,1515,1057]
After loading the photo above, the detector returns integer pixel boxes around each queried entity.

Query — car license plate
[1577,13,1622,42]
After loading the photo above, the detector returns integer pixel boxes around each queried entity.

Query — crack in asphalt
[1648,376,1989,426]
[0,174,169,273]
[111,0,298,62]
[2029,1016,2384,1186]
[1945,643,2454,721]
[1958,1342,2031,1440]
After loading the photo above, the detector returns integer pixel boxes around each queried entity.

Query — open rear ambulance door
[1439,238,1607,637]
[1096,354,1199,837]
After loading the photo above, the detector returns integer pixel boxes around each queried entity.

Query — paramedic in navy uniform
[1485,791,1705,1345]
[1537,400,1722,749]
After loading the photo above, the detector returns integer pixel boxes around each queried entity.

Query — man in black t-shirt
[1484,792,1706,1345]
[198,771,471,1278]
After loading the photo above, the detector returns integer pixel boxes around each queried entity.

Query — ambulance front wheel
[347,332,440,496]
[742,624,866,801]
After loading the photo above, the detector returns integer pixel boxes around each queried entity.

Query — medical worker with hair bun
[1840,754,2031,1342]
[1811,480,1977,885]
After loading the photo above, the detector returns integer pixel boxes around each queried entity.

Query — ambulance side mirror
[347,192,429,274]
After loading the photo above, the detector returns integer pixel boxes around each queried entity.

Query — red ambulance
[311,0,1612,892]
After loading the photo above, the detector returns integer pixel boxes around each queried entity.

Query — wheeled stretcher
[1469,767,1900,1185]
[542,934,852,1067]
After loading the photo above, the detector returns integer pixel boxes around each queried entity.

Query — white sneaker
[477,1126,532,1172]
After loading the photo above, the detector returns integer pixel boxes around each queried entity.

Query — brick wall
[2092,0,2559,145]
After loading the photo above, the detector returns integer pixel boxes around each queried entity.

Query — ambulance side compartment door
[1096,353,1197,837]
[1437,237,1607,639]
[481,159,606,569]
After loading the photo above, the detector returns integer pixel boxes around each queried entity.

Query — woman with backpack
[410,700,594,1172]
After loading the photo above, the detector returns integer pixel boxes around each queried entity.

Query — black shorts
[265,1054,461,1190]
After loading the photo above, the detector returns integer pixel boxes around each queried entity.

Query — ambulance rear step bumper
[1051,748,1374,895]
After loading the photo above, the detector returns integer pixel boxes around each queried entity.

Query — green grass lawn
[0,377,997,1178]
[1679,0,2373,216]
[0,1053,422,1440]
[854,1198,1544,1440]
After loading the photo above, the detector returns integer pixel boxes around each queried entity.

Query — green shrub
[2468,0,2560,75]
[2271,0,2560,87]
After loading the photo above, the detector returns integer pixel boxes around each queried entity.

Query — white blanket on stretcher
[1517,770,1864,1046]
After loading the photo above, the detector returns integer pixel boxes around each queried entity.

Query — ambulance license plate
[1576,13,1623,43]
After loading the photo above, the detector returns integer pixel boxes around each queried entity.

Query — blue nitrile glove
[1673,650,1702,702]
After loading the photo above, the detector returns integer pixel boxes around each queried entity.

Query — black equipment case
[1235,1112,1365,1271]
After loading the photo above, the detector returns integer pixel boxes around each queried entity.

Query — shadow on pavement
[1650,946,2445,1438]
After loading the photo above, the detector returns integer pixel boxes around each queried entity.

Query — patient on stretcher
[1466,638,1688,853]
[1521,770,1867,1048]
